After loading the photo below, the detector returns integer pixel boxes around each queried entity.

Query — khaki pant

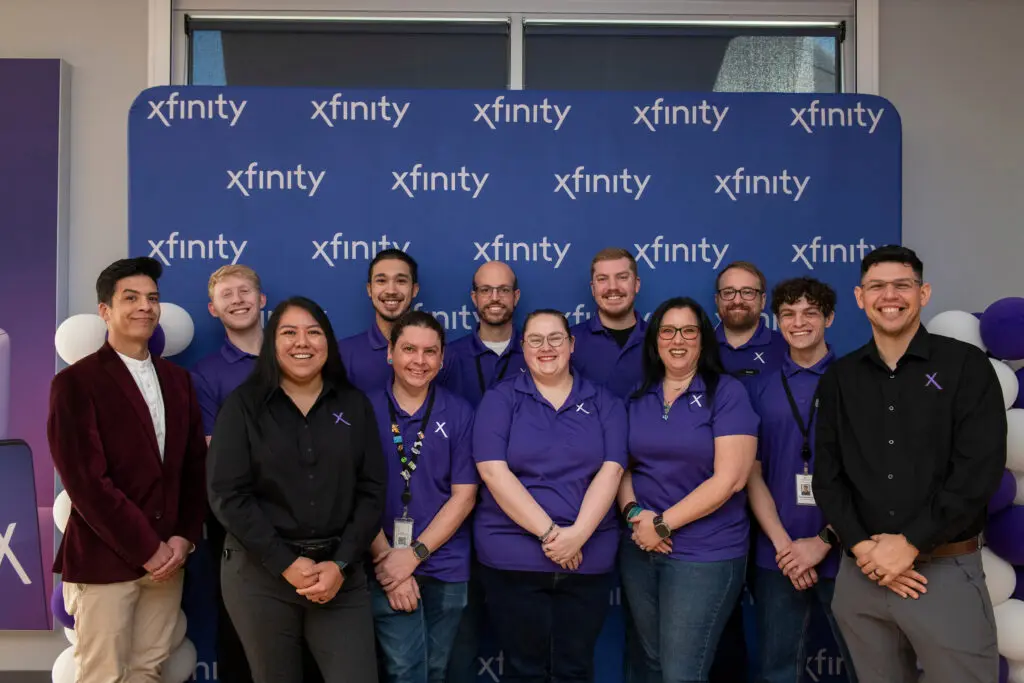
[63,572,184,683]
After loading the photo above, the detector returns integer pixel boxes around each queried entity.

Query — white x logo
[0,523,32,585]
[435,422,448,438]
[576,403,591,414]
[690,394,704,408]
[753,352,766,364]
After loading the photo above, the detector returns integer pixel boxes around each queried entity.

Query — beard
[721,305,761,331]
[479,304,514,327]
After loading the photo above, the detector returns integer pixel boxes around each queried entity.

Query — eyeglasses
[861,278,922,294]
[474,285,515,298]
[524,333,569,348]
[717,287,762,301]
[658,326,700,341]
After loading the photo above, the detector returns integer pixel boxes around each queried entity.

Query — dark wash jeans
[619,538,746,683]
[479,565,613,683]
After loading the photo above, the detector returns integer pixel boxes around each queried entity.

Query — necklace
[661,376,692,421]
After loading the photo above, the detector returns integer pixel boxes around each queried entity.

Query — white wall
[0,0,148,670]
[880,0,1024,316]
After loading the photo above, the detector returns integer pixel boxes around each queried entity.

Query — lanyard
[386,388,437,514]
[475,352,512,396]
[780,371,817,473]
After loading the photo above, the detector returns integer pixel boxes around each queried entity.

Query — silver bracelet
[538,523,556,543]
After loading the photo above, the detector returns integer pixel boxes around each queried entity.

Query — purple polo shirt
[473,371,628,574]
[628,374,759,562]
[751,351,840,578]
[716,319,788,392]
[570,315,648,399]
[339,324,391,395]
[440,327,528,407]
[369,382,477,583]
[190,338,257,435]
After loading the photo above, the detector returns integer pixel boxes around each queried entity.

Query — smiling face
[389,325,443,393]
[523,313,574,380]
[367,258,419,323]
[471,261,519,327]
[209,275,265,332]
[715,266,765,331]
[99,275,160,348]
[777,296,833,353]
[657,306,701,380]
[274,305,328,384]
[855,261,930,339]
[591,257,640,320]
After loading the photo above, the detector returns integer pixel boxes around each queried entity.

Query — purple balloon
[1001,656,1009,683]
[50,581,74,629]
[981,298,1024,360]
[1013,566,1024,601]
[988,506,1024,565]
[974,312,985,320]
[991,469,1019,515]
[148,325,166,358]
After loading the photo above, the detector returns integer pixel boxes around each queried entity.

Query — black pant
[221,537,377,683]
[207,514,254,683]
[480,565,611,683]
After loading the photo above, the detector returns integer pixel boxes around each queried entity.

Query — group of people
[47,243,1007,683]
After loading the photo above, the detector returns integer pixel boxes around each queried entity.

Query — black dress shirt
[208,378,386,576]
[813,325,1006,554]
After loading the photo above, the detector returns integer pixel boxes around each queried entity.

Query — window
[523,22,842,93]
[186,17,511,88]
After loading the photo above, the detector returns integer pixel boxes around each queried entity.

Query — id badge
[393,517,415,549]
[796,474,816,506]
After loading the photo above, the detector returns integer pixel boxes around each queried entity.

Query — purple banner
[0,57,70,628]
[0,440,48,629]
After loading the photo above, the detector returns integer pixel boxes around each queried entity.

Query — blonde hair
[207,265,261,300]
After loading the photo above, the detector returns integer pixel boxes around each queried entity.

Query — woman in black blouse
[208,296,386,683]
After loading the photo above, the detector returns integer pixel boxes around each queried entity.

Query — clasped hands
[373,547,422,613]
[144,536,193,582]
[853,534,928,599]
[629,510,672,555]
[541,524,586,570]
[282,557,345,605]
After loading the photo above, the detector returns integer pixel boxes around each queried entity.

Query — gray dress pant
[831,552,998,683]
[221,537,378,683]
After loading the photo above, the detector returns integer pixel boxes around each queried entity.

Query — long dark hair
[245,296,349,397]
[633,297,725,401]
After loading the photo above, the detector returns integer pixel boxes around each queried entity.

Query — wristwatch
[622,501,642,523]
[411,541,431,562]
[817,527,839,547]
[333,560,352,579]
[653,515,672,539]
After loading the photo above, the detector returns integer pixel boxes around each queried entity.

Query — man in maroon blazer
[47,256,207,682]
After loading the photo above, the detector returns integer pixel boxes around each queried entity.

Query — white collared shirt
[117,351,166,460]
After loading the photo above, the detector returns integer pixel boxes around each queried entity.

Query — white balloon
[161,637,196,683]
[1010,359,1024,373]
[54,314,107,365]
[51,645,75,683]
[927,310,987,351]
[982,547,1016,606]
[1010,659,1024,683]
[53,489,72,534]
[171,610,187,649]
[158,303,194,357]
[995,599,1024,660]
[992,359,1020,411]
[1015,474,1024,506]
[1008,410,1024,473]
[63,627,76,645]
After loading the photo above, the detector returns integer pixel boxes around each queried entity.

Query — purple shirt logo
[690,394,704,408]
[333,412,351,425]
[925,372,942,390]
[434,421,448,438]
[575,402,592,415]
[753,351,766,364]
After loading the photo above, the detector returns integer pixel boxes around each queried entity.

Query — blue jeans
[479,565,612,683]
[371,577,468,683]
[755,569,857,683]
[619,539,746,683]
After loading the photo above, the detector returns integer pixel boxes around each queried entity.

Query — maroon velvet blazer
[47,342,207,584]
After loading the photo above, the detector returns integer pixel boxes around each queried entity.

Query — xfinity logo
[473,234,570,269]
[226,163,326,198]
[715,168,809,202]
[146,92,246,127]
[312,233,411,268]
[477,651,505,683]
[554,167,651,201]
[791,99,884,134]
[805,648,848,682]
[633,98,729,132]
[792,237,876,269]
[391,164,489,199]
[311,93,410,128]
[413,303,479,332]
[634,236,730,270]
[148,232,247,266]
[0,523,31,585]
[473,96,571,131]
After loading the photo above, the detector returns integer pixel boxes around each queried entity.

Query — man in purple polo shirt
[570,247,647,399]
[339,249,419,394]
[715,261,788,389]
[441,260,527,408]
[747,277,856,683]
[190,264,265,683]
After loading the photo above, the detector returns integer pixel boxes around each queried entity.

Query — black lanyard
[386,388,437,512]
[780,372,817,471]
[475,352,512,396]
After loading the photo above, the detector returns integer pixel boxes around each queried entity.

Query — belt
[918,536,981,561]
[282,537,340,563]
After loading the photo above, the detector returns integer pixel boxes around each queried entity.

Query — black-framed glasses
[658,325,700,341]
[717,287,763,301]
[524,333,569,348]
[474,285,516,298]
[860,278,922,294]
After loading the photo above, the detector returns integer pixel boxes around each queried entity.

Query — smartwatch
[333,560,352,579]
[412,541,431,562]
[653,515,672,539]
[817,527,839,547]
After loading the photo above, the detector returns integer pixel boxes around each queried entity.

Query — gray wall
[880,0,1024,317]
